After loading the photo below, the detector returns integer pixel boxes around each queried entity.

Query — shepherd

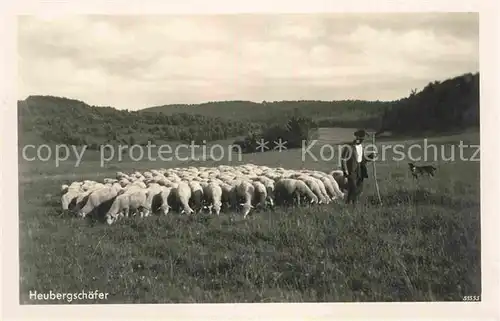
[340,129,376,206]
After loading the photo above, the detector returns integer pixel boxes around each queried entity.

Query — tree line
[17,72,479,152]
[17,96,261,149]
[379,72,479,135]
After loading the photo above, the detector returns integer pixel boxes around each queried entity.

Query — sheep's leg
[142,207,150,217]
[267,197,274,208]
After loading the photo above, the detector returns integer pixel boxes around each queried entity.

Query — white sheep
[220,182,238,211]
[73,183,106,213]
[251,181,269,209]
[330,169,348,192]
[236,180,255,218]
[203,182,223,215]
[158,186,173,215]
[104,188,149,224]
[274,178,318,206]
[77,182,123,218]
[317,175,344,200]
[174,181,194,215]
[144,183,163,214]
[296,175,330,204]
[61,182,83,212]
[188,181,204,213]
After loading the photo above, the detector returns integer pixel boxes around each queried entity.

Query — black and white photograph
[1,0,499,319]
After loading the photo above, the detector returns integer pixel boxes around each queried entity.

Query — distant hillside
[18,96,260,148]
[380,72,479,135]
[142,100,388,127]
[18,72,480,149]
[17,97,389,148]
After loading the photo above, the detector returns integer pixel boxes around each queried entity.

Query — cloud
[17,13,479,110]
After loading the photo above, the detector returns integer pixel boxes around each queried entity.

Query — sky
[17,13,479,110]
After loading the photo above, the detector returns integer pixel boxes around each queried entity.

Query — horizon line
[17,71,479,111]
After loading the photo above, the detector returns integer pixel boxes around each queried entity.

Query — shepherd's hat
[354,129,367,139]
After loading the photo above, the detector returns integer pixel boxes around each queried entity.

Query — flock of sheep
[60,164,348,225]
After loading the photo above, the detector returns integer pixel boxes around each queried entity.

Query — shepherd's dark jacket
[340,141,369,180]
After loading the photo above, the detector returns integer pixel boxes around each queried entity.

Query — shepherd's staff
[371,132,383,205]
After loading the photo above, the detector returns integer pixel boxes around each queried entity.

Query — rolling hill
[142,99,388,125]
[17,72,480,149]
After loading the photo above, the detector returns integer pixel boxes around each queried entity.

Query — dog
[408,162,437,179]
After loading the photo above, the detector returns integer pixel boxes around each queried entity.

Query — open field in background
[18,130,480,303]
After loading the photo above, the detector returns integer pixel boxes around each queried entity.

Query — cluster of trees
[18,96,261,149]
[233,112,315,154]
[379,72,479,135]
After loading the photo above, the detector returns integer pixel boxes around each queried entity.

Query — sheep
[158,186,173,215]
[274,178,318,206]
[61,184,69,194]
[220,182,238,211]
[73,183,107,213]
[188,181,204,213]
[330,169,348,192]
[81,181,102,192]
[104,188,149,225]
[251,181,269,209]
[118,178,130,188]
[157,177,173,187]
[261,180,275,208]
[318,175,344,200]
[61,182,83,212]
[128,188,150,218]
[144,183,163,214]
[296,175,329,204]
[174,181,195,215]
[309,177,332,204]
[63,164,357,223]
[203,182,223,215]
[236,180,255,218]
[104,193,130,224]
[116,171,131,180]
[77,182,123,218]
[150,169,161,176]
[129,180,147,189]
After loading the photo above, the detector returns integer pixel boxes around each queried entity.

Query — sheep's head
[77,210,87,219]
[240,203,253,217]
[61,184,69,194]
[266,197,275,209]
[181,207,194,215]
[141,208,151,218]
[161,204,170,215]
[106,215,115,225]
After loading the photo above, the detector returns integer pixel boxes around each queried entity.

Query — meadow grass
[18,131,481,303]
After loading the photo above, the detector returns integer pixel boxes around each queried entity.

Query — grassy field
[18,129,481,303]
